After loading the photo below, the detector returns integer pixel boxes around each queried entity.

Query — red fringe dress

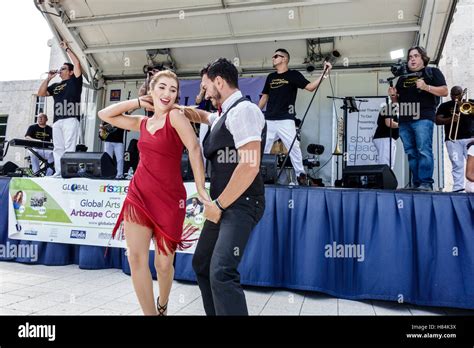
[111,113,196,254]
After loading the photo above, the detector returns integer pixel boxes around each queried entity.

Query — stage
[1,177,473,309]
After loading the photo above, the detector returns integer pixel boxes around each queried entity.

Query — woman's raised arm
[98,97,152,132]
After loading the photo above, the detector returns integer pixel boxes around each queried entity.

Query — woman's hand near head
[139,95,155,112]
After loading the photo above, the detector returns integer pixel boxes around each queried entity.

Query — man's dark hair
[275,48,290,62]
[200,58,239,88]
[407,46,430,66]
[64,62,74,71]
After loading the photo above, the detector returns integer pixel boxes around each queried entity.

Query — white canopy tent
[37,0,456,79]
[35,0,458,187]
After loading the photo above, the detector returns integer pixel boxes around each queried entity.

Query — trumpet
[459,101,474,115]
[448,88,472,141]
[333,115,344,156]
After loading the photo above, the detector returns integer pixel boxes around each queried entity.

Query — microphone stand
[276,64,330,183]
[385,73,419,172]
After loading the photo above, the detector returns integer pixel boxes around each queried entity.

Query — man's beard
[211,87,222,104]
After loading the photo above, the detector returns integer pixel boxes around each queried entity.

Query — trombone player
[435,86,474,192]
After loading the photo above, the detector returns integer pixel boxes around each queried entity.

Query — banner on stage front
[8,178,205,253]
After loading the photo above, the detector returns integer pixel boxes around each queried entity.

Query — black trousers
[192,195,265,315]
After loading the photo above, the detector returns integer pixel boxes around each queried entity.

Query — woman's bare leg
[154,239,175,315]
[124,221,156,315]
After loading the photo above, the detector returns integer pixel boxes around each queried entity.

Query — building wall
[0,38,97,171]
[438,0,474,191]
[0,79,54,167]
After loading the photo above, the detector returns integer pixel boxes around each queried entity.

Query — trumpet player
[435,86,474,192]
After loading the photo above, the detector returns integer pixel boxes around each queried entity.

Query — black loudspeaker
[60,152,116,178]
[342,164,398,189]
[260,154,278,184]
[75,144,88,152]
[181,153,193,181]
[0,161,19,176]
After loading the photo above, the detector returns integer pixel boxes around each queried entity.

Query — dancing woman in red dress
[98,70,210,315]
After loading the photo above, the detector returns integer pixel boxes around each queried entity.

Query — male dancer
[189,58,266,315]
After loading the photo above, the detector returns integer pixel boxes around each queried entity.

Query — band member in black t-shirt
[25,113,54,175]
[435,86,474,192]
[37,41,82,177]
[99,122,125,179]
[388,46,448,191]
[373,105,399,169]
[258,48,332,185]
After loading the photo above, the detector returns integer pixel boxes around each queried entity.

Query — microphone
[325,50,341,65]
[307,144,325,155]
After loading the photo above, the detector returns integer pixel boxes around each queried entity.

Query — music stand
[343,97,359,113]
[341,97,368,172]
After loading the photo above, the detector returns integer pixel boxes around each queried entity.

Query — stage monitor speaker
[0,161,19,176]
[181,153,194,181]
[60,152,116,179]
[260,154,278,184]
[342,164,397,189]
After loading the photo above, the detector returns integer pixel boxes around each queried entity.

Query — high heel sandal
[157,297,168,316]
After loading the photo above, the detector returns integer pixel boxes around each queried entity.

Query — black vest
[203,97,266,200]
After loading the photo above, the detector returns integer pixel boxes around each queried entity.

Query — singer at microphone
[257,48,333,185]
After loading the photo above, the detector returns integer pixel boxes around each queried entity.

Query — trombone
[449,88,474,141]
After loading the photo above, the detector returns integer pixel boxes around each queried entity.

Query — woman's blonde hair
[149,70,180,100]
[149,70,202,124]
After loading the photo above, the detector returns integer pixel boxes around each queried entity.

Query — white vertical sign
[345,97,387,166]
